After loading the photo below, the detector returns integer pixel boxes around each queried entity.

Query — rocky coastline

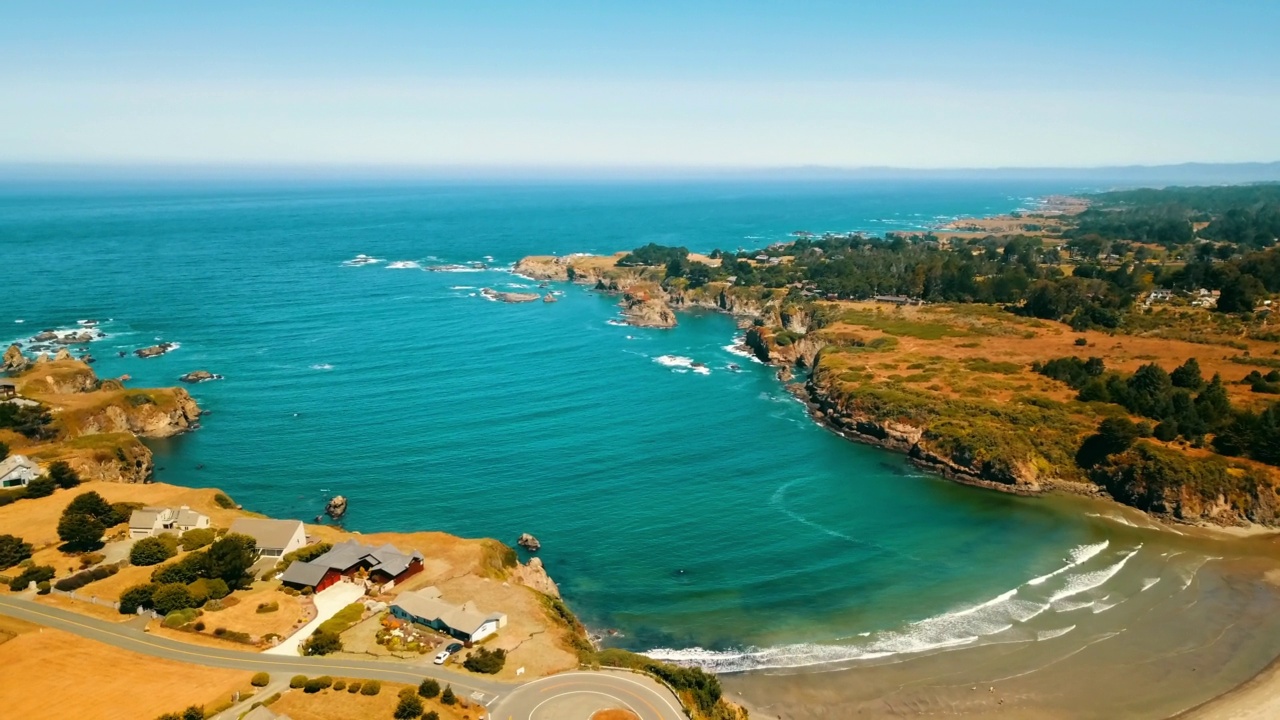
[2,345,203,483]
[513,252,1276,531]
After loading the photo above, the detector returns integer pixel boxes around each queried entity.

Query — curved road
[0,596,684,719]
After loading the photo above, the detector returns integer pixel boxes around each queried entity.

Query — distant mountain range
[2,161,1279,186]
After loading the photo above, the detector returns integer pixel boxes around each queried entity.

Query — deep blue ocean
[4,179,1204,671]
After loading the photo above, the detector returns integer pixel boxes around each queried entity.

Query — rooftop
[392,586,505,636]
[228,517,303,550]
[0,455,39,477]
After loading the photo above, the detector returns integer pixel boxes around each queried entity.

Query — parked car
[434,645,459,665]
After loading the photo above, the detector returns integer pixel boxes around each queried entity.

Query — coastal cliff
[515,249,1280,530]
[2,355,203,483]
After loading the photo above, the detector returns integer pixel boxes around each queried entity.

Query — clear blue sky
[3,1,1278,169]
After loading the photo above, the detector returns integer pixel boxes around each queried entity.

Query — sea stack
[326,495,348,520]
[518,533,541,552]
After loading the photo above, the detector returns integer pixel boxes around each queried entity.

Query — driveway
[263,581,366,656]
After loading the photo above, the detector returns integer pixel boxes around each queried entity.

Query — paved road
[0,595,508,703]
[0,596,685,719]
[491,671,685,720]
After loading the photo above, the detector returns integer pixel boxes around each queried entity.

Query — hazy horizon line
[2,160,1279,184]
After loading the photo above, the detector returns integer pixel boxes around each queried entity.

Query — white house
[128,505,212,539]
[228,518,306,557]
[0,455,40,489]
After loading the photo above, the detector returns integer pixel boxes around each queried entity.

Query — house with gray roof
[128,505,211,539]
[0,455,40,489]
[391,586,508,643]
[279,539,424,592]
[228,518,307,558]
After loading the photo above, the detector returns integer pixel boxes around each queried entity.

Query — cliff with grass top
[1,351,201,483]
[515,185,1280,528]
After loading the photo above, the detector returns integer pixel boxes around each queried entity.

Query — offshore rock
[53,348,73,361]
[517,533,541,552]
[135,343,176,359]
[481,288,541,303]
[2,344,27,372]
[542,293,557,303]
[326,495,348,519]
[179,370,223,384]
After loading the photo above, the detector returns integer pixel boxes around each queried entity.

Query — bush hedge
[53,563,119,592]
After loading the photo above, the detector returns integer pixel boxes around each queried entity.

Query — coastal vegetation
[521,183,1280,528]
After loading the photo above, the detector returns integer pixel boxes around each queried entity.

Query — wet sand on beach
[723,551,1280,720]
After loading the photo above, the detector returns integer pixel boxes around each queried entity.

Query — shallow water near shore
[5,180,1280,716]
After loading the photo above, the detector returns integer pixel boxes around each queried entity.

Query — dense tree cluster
[1035,356,1280,467]
[57,491,123,551]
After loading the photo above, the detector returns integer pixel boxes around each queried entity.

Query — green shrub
[256,601,279,614]
[119,583,158,614]
[36,580,50,594]
[333,679,346,691]
[302,629,342,656]
[424,712,439,720]
[347,681,361,694]
[24,476,56,498]
[441,685,456,705]
[151,583,197,614]
[151,552,208,585]
[162,608,201,629]
[0,534,34,570]
[289,675,307,689]
[179,528,216,551]
[48,461,81,489]
[130,536,178,566]
[394,694,423,719]
[417,678,440,698]
[188,577,230,603]
[251,672,270,687]
[277,542,332,572]
[8,564,55,591]
[463,646,507,674]
[303,679,326,693]
[360,680,381,696]
[317,603,364,635]
[212,492,236,509]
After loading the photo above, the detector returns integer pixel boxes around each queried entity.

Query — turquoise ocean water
[3,179,1221,672]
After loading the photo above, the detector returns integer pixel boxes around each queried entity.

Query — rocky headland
[1,346,202,483]
[514,250,1280,531]
[481,287,541,303]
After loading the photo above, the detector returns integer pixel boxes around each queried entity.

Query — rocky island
[481,287,541,303]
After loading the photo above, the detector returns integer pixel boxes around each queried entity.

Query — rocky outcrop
[513,256,573,281]
[135,343,176,359]
[61,439,155,483]
[481,288,541,303]
[326,495,348,520]
[510,556,560,598]
[179,370,223,384]
[53,348,73,361]
[73,388,202,438]
[2,344,27,372]
[620,292,677,328]
[542,293,557,303]
[517,533,541,552]
[24,364,99,394]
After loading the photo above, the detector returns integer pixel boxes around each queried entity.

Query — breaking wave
[655,355,710,375]
[1027,541,1109,586]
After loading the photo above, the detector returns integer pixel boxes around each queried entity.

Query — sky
[2,1,1279,171]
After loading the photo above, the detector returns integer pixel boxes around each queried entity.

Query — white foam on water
[1036,626,1076,641]
[655,355,709,375]
[342,254,384,266]
[1049,546,1141,603]
[449,286,476,290]
[1052,599,1095,613]
[606,319,629,327]
[1027,541,1110,586]
[14,319,23,323]
[1141,577,1160,592]
[309,363,334,371]
[386,260,420,269]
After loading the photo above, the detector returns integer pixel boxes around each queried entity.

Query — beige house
[228,518,306,557]
[391,586,508,643]
[128,506,212,539]
[0,455,40,489]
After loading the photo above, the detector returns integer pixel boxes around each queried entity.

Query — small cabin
[0,381,16,400]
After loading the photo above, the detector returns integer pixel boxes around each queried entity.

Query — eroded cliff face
[69,389,202,438]
[510,556,562,598]
[801,365,1048,495]
[5,358,202,483]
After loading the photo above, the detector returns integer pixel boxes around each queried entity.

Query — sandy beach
[720,527,1280,720]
